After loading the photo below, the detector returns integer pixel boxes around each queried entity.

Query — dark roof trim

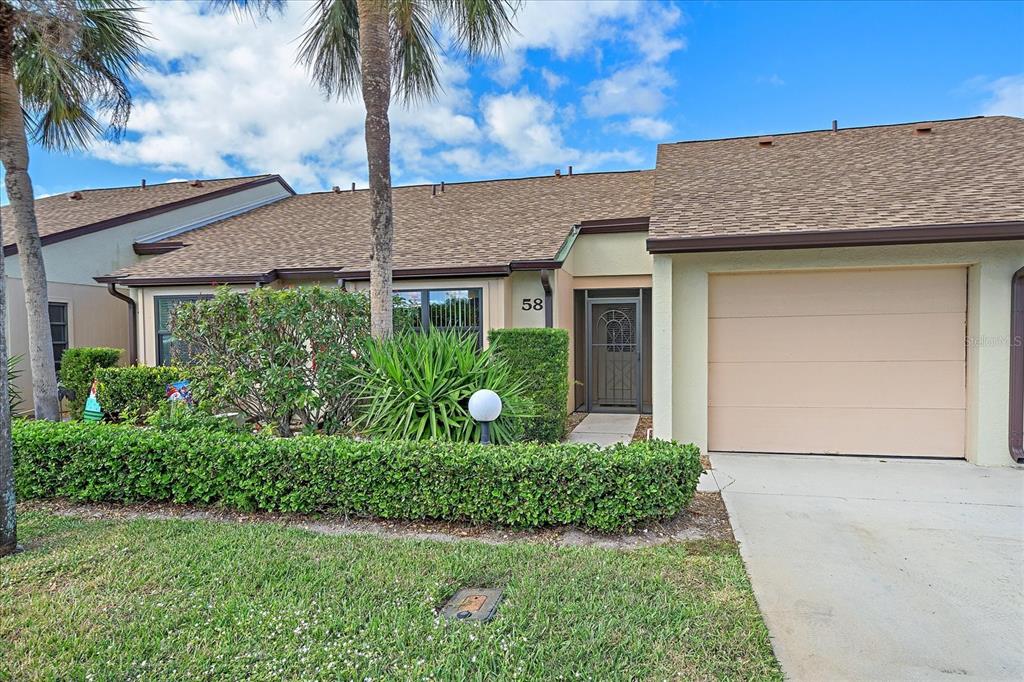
[578,216,650,234]
[340,264,513,281]
[1010,266,1024,464]
[95,273,274,286]
[4,175,294,257]
[133,241,185,255]
[276,267,340,280]
[510,259,563,271]
[646,221,1024,253]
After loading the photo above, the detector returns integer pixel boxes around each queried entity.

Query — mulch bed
[23,492,734,549]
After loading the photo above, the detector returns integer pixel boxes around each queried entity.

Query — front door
[586,296,641,412]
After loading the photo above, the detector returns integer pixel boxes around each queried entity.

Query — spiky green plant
[351,330,532,444]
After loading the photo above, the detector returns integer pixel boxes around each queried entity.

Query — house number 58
[521,298,544,311]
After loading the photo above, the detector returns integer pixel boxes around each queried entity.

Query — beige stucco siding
[653,241,1024,466]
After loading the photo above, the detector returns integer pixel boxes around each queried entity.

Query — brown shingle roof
[104,170,654,282]
[648,116,1024,244]
[1,175,287,252]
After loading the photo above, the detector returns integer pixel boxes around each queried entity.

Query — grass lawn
[1,511,781,681]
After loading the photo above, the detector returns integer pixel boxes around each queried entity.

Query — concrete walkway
[712,452,1024,681]
[566,413,638,446]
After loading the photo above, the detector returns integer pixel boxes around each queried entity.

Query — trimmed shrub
[58,347,122,418]
[352,330,532,444]
[12,419,702,532]
[171,286,370,435]
[489,328,569,442]
[94,365,188,424]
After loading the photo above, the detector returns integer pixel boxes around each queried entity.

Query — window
[48,302,68,371]
[394,288,483,345]
[155,295,211,365]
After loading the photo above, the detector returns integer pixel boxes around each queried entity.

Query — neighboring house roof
[1,174,293,255]
[648,116,1024,252]
[100,170,655,284]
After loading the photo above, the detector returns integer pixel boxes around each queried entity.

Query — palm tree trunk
[0,172,14,556]
[0,48,60,421]
[357,0,394,339]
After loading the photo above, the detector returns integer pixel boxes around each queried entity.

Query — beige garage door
[708,267,966,457]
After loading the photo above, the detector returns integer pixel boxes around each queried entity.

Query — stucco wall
[652,241,1024,467]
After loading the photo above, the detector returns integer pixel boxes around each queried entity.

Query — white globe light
[468,389,502,422]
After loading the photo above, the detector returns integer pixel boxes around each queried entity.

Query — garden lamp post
[469,389,502,445]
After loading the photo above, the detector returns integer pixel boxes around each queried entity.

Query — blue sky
[3,0,1022,202]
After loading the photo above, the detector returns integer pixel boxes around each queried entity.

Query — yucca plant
[7,354,23,414]
[351,330,532,444]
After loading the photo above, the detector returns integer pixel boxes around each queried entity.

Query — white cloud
[615,116,673,140]
[978,74,1024,116]
[492,1,686,86]
[757,74,786,87]
[540,67,567,91]
[482,91,568,167]
[582,65,675,117]
[94,1,479,191]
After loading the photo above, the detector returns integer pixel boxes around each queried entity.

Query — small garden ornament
[82,381,103,423]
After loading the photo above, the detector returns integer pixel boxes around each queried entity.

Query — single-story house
[14,115,1023,465]
[1,174,294,408]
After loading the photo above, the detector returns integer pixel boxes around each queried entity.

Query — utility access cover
[439,588,502,623]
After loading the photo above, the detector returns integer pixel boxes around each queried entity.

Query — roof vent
[758,137,774,147]
[914,125,933,135]
[189,179,204,188]
[332,185,341,193]
[68,191,83,200]
[568,165,573,176]
[831,119,838,133]
[351,182,356,192]
[554,168,562,177]
[141,178,147,189]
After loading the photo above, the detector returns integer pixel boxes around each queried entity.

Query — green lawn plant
[170,286,370,436]
[13,419,702,532]
[489,328,569,442]
[352,330,532,444]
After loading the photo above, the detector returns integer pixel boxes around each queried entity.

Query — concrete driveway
[710,453,1024,681]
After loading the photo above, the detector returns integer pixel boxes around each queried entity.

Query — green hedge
[94,365,188,423]
[489,328,569,442]
[13,420,702,531]
[58,347,122,418]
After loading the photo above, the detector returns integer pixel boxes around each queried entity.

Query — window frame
[154,295,212,366]
[394,286,484,346]
[48,301,69,372]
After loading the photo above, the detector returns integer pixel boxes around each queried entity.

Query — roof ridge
[659,115,1005,147]
[64,173,277,195]
[303,168,655,197]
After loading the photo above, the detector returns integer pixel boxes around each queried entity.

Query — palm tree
[0,220,13,556]
[216,0,516,338]
[0,0,148,420]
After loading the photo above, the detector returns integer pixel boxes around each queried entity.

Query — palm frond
[206,0,286,21]
[296,0,361,98]
[13,0,150,151]
[435,0,518,57]
[389,0,440,103]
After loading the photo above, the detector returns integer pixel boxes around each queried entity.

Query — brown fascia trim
[3,175,294,257]
[577,216,650,234]
[645,221,1024,253]
[339,264,513,281]
[133,241,185,255]
[97,260,567,287]
[95,273,275,286]
[1010,266,1024,464]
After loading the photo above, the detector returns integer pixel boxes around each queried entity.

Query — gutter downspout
[1010,266,1024,463]
[540,269,553,328]
[106,283,138,365]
